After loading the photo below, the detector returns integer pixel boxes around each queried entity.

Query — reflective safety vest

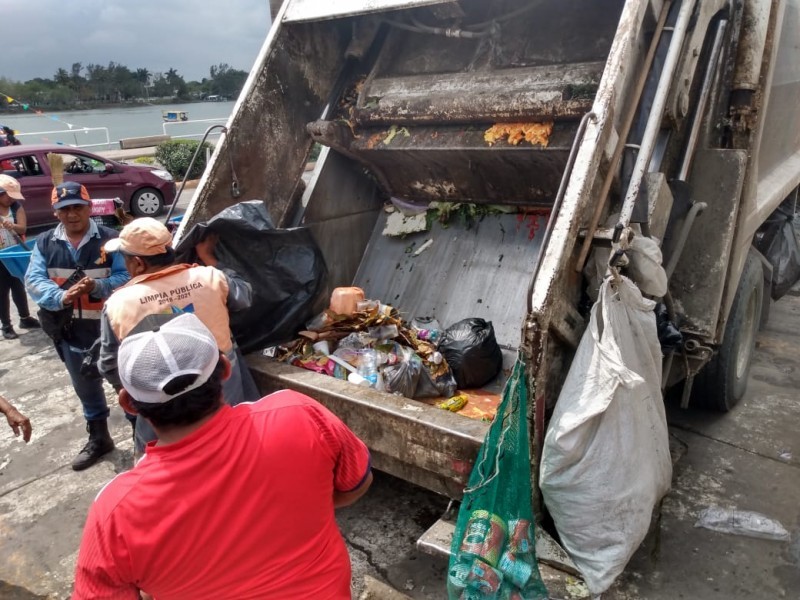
[36,226,117,322]
[104,263,233,352]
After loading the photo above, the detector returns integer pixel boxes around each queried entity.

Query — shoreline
[0,98,224,115]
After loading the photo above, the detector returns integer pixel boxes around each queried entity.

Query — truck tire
[692,251,763,411]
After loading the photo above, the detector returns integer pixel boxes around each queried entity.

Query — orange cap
[103,217,173,256]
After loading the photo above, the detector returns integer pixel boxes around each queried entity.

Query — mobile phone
[61,268,87,290]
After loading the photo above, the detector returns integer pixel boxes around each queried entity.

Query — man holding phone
[25,181,129,470]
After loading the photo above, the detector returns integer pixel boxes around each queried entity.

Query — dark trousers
[0,261,31,326]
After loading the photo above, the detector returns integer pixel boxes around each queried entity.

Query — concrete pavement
[0,283,797,598]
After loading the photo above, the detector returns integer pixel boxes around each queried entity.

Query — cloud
[1,0,271,82]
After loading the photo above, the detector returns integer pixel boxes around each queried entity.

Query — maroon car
[0,144,176,227]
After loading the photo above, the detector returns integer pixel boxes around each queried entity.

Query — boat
[162,110,188,123]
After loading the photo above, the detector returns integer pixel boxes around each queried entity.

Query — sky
[1,1,272,82]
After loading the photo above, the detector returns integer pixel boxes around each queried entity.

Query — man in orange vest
[99,217,259,456]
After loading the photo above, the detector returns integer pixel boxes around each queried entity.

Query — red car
[0,144,176,227]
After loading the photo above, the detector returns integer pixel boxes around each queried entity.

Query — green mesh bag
[447,357,549,600]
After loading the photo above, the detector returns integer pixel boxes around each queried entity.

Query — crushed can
[507,519,533,554]
[497,550,533,589]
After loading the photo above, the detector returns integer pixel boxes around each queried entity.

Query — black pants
[0,261,31,327]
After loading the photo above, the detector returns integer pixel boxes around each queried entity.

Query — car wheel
[691,251,763,411]
[130,188,164,217]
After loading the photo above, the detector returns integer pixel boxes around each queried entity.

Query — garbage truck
[178,0,800,576]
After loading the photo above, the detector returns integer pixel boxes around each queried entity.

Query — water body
[0,101,235,150]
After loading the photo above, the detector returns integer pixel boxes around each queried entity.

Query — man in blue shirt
[25,181,129,470]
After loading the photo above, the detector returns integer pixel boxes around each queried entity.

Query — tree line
[0,62,249,110]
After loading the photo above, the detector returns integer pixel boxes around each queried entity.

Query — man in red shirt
[73,313,372,599]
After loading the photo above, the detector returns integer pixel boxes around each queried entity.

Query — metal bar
[575,0,673,272]
[677,19,729,181]
[162,124,229,224]
[664,201,708,278]
[617,0,698,228]
[162,118,228,136]
[526,111,596,315]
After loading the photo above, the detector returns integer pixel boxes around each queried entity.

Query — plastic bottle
[358,350,379,388]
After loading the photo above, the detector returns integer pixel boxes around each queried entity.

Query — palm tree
[54,68,70,86]
[135,68,151,100]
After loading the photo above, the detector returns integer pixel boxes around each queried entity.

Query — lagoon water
[0,101,236,150]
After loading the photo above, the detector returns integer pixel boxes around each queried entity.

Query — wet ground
[0,281,797,598]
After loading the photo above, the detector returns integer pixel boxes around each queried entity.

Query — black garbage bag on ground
[440,318,503,389]
[175,200,328,353]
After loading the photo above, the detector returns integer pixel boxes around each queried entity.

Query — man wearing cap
[25,181,129,470]
[0,174,39,339]
[99,216,258,456]
[73,313,372,599]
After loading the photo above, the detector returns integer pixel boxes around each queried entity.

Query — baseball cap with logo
[119,313,220,404]
[104,217,173,256]
[51,181,92,210]
[0,174,25,200]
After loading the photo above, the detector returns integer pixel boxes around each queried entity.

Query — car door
[55,150,124,202]
[4,151,54,227]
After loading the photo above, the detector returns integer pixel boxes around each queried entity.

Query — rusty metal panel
[247,357,488,498]
[347,124,577,205]
[669,149,748,340]
[284,0,455,23]
[355,62,603,125]
[353,211,548,350]
[643,172,674,242]
[180,20,349,233]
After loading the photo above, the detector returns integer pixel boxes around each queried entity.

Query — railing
[15,127,112,149]
[162,118,227,139]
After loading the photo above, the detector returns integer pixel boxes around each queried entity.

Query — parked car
[0,144,176,227]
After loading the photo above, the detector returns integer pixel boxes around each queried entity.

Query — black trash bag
[655,302,683,353]
[175,200,328,353]
[755,199,800,300]
[414,364,457,399]
[383,356,422,399]
[440,318,503,389]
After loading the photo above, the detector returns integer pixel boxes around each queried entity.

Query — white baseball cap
[119,313,220,404]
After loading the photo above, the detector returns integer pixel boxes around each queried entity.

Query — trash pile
[277,287,503,405]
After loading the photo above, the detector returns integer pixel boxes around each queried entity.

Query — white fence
[15,127,112,149]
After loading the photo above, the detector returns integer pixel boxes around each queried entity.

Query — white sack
[626,236,668,297]
[540,276,672,595]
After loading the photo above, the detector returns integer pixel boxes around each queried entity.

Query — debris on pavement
[695,507,791,542]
